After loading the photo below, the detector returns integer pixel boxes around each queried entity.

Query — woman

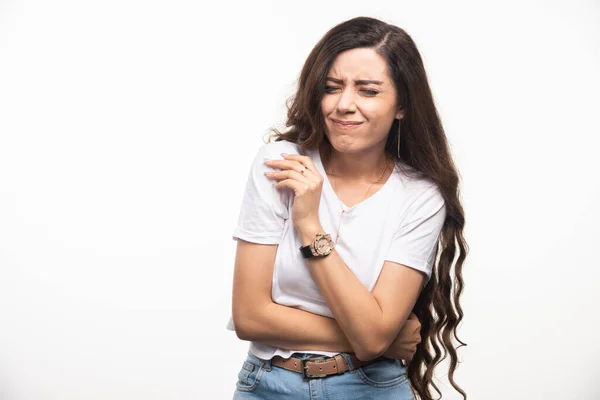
[228,16,467,400]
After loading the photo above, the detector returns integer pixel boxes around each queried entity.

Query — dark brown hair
[266,16,468,400]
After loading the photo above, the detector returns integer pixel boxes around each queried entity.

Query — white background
[1,0,599,399]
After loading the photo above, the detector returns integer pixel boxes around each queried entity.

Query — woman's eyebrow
[326,77,384,85]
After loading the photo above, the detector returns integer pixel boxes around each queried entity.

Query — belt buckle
[301,358,327,379]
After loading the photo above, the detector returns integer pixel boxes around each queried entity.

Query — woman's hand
[384,312,422,362]
[264,153,324,231]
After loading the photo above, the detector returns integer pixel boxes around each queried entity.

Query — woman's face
[321,47,405,154]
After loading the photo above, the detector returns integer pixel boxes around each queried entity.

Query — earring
[397,118,402,159]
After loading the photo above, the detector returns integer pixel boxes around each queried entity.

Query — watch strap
[300,244,314,258]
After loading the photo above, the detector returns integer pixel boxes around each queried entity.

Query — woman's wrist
[297,221,325,246]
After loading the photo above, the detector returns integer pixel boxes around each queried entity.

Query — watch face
[314,236,332,255]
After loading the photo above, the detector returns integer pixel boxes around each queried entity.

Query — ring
[300,167,308,174]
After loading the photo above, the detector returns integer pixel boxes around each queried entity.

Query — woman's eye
[361,89,379,96]
[324,86,378,96]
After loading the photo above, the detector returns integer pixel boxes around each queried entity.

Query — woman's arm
[232,239,420,358]
[233,239,350,351]
[299,224,425,361]
[237,298,353,352]
[246,302,421,361]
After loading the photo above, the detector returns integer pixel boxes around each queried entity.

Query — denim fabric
[233,352,414,399]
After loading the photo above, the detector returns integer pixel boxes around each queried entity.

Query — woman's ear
[395,107,406,120]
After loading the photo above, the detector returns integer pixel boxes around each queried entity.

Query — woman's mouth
[331,119,364,130]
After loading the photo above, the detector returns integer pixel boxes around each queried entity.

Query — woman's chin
[329,137,363,152]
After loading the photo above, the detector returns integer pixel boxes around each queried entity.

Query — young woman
[228,16,467,400]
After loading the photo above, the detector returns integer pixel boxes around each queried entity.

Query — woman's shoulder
[393,163,444,205]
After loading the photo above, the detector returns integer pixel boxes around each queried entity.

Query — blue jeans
[233,352,415,399]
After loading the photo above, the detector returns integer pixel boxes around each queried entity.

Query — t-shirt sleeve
[384,185,447,284]
[232,143,291,244]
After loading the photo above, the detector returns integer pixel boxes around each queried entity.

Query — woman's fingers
[263,152,324,227]
[264,154,322,180]
[280,153,320,176]
[265,169,310,184]
[264,158,316,177]
[275,178,308,191]
[264,154,323,197]
[265,171,312,195]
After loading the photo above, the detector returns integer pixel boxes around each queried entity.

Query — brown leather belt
[271,354,385,379]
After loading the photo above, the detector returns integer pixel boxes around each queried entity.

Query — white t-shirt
[227,139,447,361]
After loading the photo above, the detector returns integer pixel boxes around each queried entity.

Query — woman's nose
[335,88,357,114]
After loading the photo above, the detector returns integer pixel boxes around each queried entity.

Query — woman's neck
[320,144,392,184]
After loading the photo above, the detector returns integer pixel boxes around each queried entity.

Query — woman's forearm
[236,300,353,353]
[237,300,416,360]
[297,224,420,361]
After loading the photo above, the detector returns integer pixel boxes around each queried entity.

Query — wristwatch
[299,233,335,258]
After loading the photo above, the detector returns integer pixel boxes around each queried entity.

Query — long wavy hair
[265,16,468,400]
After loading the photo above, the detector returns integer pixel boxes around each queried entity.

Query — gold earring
[397,119,402,158]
